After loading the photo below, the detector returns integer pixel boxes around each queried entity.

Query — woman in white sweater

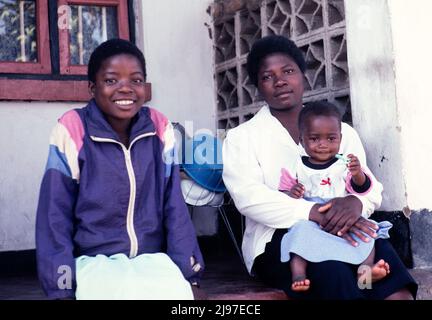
[222,35,417,300]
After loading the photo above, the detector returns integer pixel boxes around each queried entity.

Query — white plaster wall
[139,0,216,135]
[0,102,81,251]
[346,0,432,211]
[345,0,406,210]
[387,0,432,210]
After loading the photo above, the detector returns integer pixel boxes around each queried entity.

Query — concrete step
[208,290,288,300]
[0,269,430,300]
[409,268,432,300]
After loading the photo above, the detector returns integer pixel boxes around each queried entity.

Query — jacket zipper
[90,132,156,258]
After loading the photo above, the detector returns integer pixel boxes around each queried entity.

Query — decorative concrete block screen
[211,0,351,131]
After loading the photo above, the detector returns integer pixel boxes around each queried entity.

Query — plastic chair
[173,123,244,264]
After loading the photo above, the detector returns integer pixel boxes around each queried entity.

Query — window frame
[0,0,51,74]
[57,0,130,75]
[0,0,133,102]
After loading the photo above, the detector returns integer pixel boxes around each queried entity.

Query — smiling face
[89,53,147,131]
[257,53,304,112]
[300,115,342,164]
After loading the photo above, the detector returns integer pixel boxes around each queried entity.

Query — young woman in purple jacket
[36,39,204,300]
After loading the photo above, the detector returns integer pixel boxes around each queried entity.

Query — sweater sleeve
[36,115,83,299]
[222,127,314,229]
[160,121,204,284]
[340,123,383,217]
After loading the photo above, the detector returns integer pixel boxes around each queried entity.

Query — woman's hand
[339,216,379,246]
[308,202,332,225]
[309,196,379,246]
[319,195,363,235]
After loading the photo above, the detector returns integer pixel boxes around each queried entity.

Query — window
[0,0,132,101]
[57,0,129,75]
[0,0,51,74]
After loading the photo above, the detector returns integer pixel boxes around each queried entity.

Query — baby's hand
[347,154,361,176]
[288,183,305,199]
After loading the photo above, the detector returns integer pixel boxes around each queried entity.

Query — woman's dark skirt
[253,228,418,300]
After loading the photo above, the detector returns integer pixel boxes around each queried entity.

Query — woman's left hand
[339,216,379,246]
[319,195,362,235]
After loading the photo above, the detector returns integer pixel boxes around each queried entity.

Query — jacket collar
[256,104,299,147]
[85,99,156,142]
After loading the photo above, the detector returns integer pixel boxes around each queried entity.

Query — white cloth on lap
[75,252,193,300]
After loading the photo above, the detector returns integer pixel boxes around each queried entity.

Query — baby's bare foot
[370,259,390,282]
[358,259,390,283]
[291,276,310,292]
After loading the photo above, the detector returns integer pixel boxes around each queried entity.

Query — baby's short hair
[87,38,146,82]
[298,101,342,133]
[246,35,306,87]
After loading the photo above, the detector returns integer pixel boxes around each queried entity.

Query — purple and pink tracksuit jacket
[36,100,204,299]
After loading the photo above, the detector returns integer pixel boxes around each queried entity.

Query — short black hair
[246,35,306,87]
[298,101,342,133]
[87,38,146,83]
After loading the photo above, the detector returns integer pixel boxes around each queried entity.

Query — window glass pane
[0,0,37,62]
[69,5,118,65]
